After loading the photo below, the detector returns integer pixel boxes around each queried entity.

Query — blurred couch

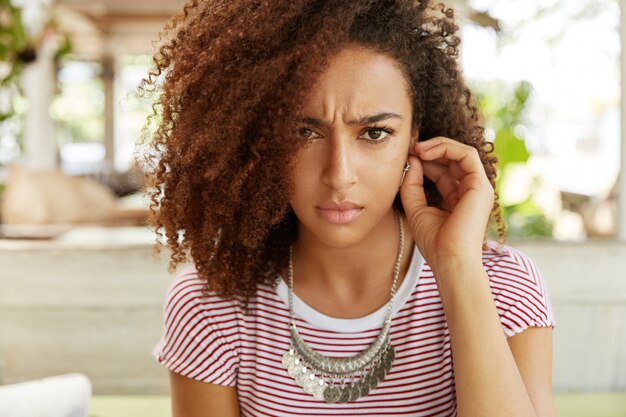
[0,163,147,236]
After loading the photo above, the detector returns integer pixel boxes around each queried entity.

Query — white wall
[0,241,173,394]
[517,239,626,392]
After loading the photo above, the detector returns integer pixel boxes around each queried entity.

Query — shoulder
[480,240,556,338]
[153,264,242,385]
[481,240,543,287]
[162,264,243,324]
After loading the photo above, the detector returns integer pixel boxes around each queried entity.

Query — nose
[320,134,358,191]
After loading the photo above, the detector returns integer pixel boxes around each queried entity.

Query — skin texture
[169,370,240,417]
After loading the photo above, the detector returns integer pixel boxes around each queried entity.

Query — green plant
[0,0,72,165]
[0,0,28,122]
[473,80,553,238]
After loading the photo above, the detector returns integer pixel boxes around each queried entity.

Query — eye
[297,127,320,139]
[360,126,395,145]
[362,128,390,141]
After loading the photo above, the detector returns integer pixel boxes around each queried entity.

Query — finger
[412,142,467,181]
[448,160,465,181]
[413,139,469,177]
[415,136,461,149]
[416,137,475,158]
[435,159,466,182]
[421,160,459,202]
[443,188,460,212]
[409,137,442,155]
[418,139,484,177]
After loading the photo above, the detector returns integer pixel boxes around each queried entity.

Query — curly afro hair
[136,0,506,304]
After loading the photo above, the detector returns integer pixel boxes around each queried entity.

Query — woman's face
[289,44,418,247]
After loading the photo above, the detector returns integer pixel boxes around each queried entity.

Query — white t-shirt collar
[275,245,424,333]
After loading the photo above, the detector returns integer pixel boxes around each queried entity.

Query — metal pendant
[287,357,302,378]
[303,373,326,400]
[375,364,387,382]
[347,383,361,402]
[336,386,351,403]
[357,378,370,396]
[323,385,341,403]
[295,366,310,386]
[281,344,396,403]
[281,349,296,368]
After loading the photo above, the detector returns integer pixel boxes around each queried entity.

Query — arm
[170,370,241,417]
[400,137,555,416]
[433,260,555,417]
[508,327,557,417]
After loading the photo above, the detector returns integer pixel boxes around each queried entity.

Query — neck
[289,208,415,305]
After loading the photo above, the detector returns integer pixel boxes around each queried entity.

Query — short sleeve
[152,266,241,386]
[484,243,556,338]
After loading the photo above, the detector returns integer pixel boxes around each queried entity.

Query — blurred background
[0,0,624,416]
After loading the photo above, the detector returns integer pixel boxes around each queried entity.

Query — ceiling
[54,0,187,58]
[58,0,186,19]
[52,0,498,59]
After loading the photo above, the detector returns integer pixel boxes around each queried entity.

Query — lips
[317,201,363,211]
[315,201,364,225]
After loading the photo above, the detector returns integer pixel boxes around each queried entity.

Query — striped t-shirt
[152,240,556,416]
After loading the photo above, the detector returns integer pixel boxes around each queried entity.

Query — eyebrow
[300,112,403,126]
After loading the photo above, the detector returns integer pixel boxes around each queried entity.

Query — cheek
[290,145,320,176]
[368,162,401,192]
[287,155,315,203]
[367,146,406,176]
[289,153,315,185]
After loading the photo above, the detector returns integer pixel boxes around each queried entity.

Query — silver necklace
[281,208,405,403]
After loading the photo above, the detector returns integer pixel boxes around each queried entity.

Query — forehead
[301,45,412,113]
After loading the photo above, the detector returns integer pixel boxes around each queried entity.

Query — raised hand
[399,137,495,271]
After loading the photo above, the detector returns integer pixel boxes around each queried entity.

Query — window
[114,54,153,173]
[51,60,105,175]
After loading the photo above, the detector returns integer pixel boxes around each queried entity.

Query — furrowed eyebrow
[300,112,403,126]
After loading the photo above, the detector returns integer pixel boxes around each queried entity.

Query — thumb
[399,155,429,217]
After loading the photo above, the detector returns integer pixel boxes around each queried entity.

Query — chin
[309,228,366,249]
[296,208,375,248]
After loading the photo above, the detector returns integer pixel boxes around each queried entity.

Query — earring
[400,161,411,186]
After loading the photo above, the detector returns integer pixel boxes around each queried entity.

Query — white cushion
[0,373,91,417]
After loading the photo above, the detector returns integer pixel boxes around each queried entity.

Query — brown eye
[361,128,392,142]
[298,127,317,139]
[365,129,385,140]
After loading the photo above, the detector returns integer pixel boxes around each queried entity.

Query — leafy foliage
[0,0,28,122]
[473,80,553,238]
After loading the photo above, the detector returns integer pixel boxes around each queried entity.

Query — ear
[411,126,420,143]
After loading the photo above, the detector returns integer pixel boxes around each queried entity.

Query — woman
[141,1,556,416]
